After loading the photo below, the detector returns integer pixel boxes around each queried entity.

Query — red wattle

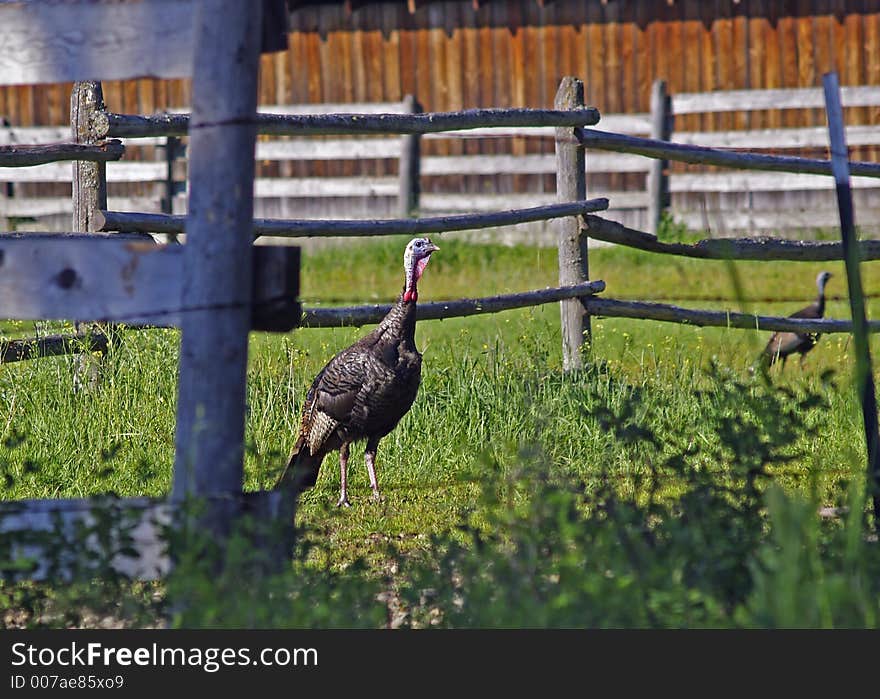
[403,289,417,303]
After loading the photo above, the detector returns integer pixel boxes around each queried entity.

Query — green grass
[3,240,874,517]
[2,236,879,626]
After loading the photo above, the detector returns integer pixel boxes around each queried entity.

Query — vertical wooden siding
[3,1,879,126]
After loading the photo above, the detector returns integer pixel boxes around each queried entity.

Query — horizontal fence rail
[0,126,166,147]
[667,171,880,193]
[302,281,607,328]
[0,126,77,145]
[0,0,197,87]
[577,128,880,179]
[670,124,880,150]
[0,489,288,582]
[256,101,410,115]
[583,297,880,335]
[1,196,163,218]
[0,495,171,581]
[588,292,880,304]
[254,137,402,161]
[0,330,108,363]
[97,107,602,139]
[97,199,611,237]
[584,215,880,262]
[670,209,880,234]
[2,160,166,183]
[416,113,653,138]
[0,140,124,167]
[671,85,880,115]
[7,87,880,236]
[0,235,299,331]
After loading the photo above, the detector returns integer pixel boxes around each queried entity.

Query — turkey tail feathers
[275,442,324,495]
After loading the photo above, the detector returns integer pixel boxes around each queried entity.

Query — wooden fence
[0,0,299,582]
[88,81,880,343]
[2,6,880,579]
[6,83,880,238]
[0,21,614,579]
[89,71,880,531]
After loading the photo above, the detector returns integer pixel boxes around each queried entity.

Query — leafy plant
[391,366,879,628]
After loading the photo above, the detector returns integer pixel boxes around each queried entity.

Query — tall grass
[1,237,878,627]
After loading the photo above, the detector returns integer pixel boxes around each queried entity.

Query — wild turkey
[276,237,439,506]
[761,270,832,369]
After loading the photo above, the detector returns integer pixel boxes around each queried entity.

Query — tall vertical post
[554,77,589,372]
[647,79,671,236]
[71,81,107,234]
[162,136,180,243]
[172,2,263,536]
[1,117,11,230]
[398,94,421,217]
[71,81,109,388]
[823,72,880,532]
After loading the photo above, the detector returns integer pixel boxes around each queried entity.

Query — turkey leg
[365,437,383,502]
[337,442,351,508]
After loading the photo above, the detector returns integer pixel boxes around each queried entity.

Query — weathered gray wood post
[554,77,590,371]
[399,94,421,217]
[162,136,180,243]
[172,2,264,536]
[1,117,11,230]
[647,79,672,236]
[71,81,110,388]
[71,81,108,234]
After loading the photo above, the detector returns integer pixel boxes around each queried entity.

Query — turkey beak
[426,242,440,255]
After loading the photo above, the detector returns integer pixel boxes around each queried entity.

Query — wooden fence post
[399,94,421,217]
[647,79,671,236]
[1,117,10,230]
[171,2,264,535]
[71,81,108,233]
[71,81,109,388]
[823,72,880,533]
[162,136,180,243]
[554,77,590,371]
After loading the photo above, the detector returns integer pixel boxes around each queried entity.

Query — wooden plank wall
[2,0,880,230]
[3,1,878,129]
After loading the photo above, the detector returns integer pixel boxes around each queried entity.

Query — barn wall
[2,1,879,125]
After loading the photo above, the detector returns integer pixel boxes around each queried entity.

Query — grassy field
[2,234,879,626]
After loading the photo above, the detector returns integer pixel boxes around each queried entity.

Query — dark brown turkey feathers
[276,237,439,506]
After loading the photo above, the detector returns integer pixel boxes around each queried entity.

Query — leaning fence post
[554,77,590,371]
[823,72,880,533]
[71,81,109,388]
[647,79,671,236]
[399,94,421,217]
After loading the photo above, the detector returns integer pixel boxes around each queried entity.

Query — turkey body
[763,308,821,366]
[762,270,832,369]
[276,237,437,506]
